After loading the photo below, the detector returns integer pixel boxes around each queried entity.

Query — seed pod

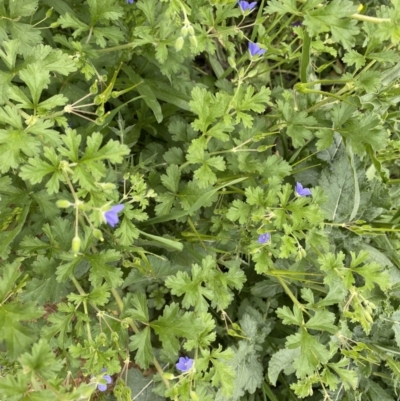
[187,25,195,36]
[90,80,98,94]
[93,229,104,241]
[71,236,81,255]
[175,36,185,52]
[56,200,72,208]
[227,57,236,69]
[189,35,197,49]
[181,26,189,37]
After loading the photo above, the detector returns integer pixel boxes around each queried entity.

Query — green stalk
[300,30,311,83]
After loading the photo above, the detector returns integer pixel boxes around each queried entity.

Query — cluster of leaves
[2,0,400,400]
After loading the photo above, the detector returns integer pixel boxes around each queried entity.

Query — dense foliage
[1,0,400,400]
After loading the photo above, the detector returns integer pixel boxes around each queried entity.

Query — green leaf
[277,305,303,326]
[86,251,124,288]
[142,177,246,225]
[121,66,163,123]
[19,63,50,106]
[318,150,355,222]
[165,265,213,312]
[81,132,130,163]
[57,13,89,37]
[28,44,78,75]
[88,0,124,24]
[304,0,359,49]
[0,202,30,259]
[0,302,43,360]
[232,85,270,128]
[342,50,366,69]
[19,147,63,194]
[268,348,299,385]
[42,303,75,348]
[0,372,29,398]
[349,251,391,291]
[0,260,22,302]
[286,329,330,378]
[115,218,140,246]
[150,303,203,354]
[327,358,358,390]
[19,340,64,379]
[305,310,337,333]
[278,100,318,148]
[126,293,149,322]
[265,0,298,14]
[9,0,38,18]
[210,347,235,397]
[129,327,153,368]
[21,257,70,305]
[226,199,251,224]
[126,369,165,401]
[161,164,181,193]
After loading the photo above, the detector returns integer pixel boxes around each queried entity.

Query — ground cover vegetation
[1,0,400,400]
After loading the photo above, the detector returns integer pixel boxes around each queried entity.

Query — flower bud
[97,332,107,346]
[175,36,184,52]
[96,105,105,117]
[187,25,195,36]
[189,35,197,49]
[122,387,132,399]
[46,8,53,18]
[163,373,175,380]
[111,332,119,342]
[93,229,104,242]
[71,236,81,256]
[247,68,258,78]
[50,22,59,28]
[56,200,72,208]
[181,26,189,37]
[90,80,98,94]
[227,57,236,69]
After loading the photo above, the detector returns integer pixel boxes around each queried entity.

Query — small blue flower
[295,182,312,197]
[248,42,266,57]
[126,0,135,3]
[238,1,257,12]
[98,374,112,392]
[104,204,124,227]
[92,369,112,392]
[258,233,270,244]
[176,356,194,372]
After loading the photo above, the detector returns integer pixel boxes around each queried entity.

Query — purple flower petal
[97,371,112,391]
[104,204,124,227]
[126,0,135,3]
[295,182,312,197]
[176,356,194,372]
[238,1,257,12]
[248,42,266,57]
[258,233,270,244]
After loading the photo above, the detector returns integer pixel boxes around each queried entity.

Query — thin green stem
[300,30,311,83]
[111,288,124,313]
[274,275,304,311]
[350,13,390,23]
[97,42,137,53]
[70,275,86,296]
